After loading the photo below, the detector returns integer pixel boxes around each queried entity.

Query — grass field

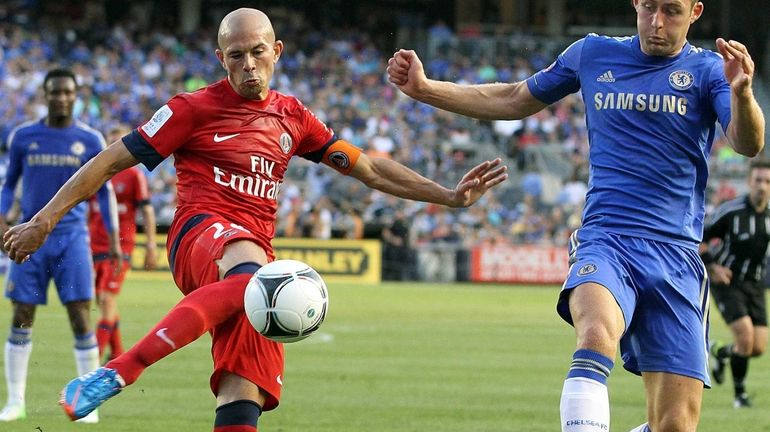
[0,271,768,431]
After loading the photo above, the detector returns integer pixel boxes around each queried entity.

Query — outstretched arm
[346,152,507,208]
[386,49,548,120]
[718,38,765,156]
[3,140,139,263]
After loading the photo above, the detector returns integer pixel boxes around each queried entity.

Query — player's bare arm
[718,38,765,157]
[345,152,507,208]
[141,203,158,270]
[386,49,547,120]
[3,141,138,264]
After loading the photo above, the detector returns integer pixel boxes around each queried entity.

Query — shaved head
[215,8,283,100]
[217,8,275,50]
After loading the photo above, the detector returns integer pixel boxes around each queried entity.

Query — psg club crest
[279,133,293,154]
[577,263,598,276]
[328,151,350,169]
[668,70,694,91]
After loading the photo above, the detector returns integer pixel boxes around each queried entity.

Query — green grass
[0,272,768,431]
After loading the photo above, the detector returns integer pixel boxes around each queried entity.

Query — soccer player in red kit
[3,8,508,431]
[89,124,158,361]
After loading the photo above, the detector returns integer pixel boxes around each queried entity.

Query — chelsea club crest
[669,70,694,91]
[577,263,598,276]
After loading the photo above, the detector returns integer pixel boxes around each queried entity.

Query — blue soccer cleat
[59,367,125,421]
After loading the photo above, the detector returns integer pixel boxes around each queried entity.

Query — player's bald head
[217,8,275,50]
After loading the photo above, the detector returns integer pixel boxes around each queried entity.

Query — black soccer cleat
[734,393,752,408]
[709,341,727,385]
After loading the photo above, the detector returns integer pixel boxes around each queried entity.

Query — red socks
[106,273,251,385]
[97,319,124,360]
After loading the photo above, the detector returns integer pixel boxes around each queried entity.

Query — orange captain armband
[322,139,362,175]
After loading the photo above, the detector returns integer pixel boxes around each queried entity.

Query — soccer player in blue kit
[387,1,765,431]
[0,68,120,423]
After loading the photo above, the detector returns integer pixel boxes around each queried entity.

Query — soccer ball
[244,260,328,343]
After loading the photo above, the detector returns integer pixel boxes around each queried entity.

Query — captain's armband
[321,139,362,175]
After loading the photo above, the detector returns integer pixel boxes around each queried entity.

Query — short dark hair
[749,158,770,171]
[43,68,77,90]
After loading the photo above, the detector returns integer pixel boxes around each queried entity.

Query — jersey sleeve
[0,128,24,216]
[123,96,195,170]
[708,60,732,131]
[96,180,118,235]
[294,104,335,161]
[526,37,584,105]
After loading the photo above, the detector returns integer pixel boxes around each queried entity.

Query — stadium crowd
[0,2,755,260]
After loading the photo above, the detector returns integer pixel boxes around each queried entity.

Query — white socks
[74,346,100,376]
[4,340,32,407]
[560,376,610,431]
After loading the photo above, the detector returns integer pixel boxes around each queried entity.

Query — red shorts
[93,256,131,295]
[168,214,283,410]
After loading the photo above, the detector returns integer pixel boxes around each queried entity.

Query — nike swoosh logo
[155,327,177,349]
[276,375,283,386]
[214,133,240,142]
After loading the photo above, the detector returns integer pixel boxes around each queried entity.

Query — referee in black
[701,159,770,408]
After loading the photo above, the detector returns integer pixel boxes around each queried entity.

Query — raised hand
[386,49,428,99]
[716,38,754,96]
[447,158,508,208]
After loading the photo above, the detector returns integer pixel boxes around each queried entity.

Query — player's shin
[106,273,252,385]
[560,349,613,432]
[74,332,100,375]
[96,319,113,358]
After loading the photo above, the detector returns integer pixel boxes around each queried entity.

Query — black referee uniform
[702,193,770,407]
[702,194,770,326]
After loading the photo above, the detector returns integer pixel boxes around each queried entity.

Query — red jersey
[123,79,334,253]
[89,166,151,255]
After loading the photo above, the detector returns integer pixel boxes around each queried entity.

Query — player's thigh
[568,282,625,356]
[94,258,130,297]
[173,215,266,294]
[728,316,755,354]
[622,240,710,384]
[52,233,94,303]
[559,229,636,336]
[642,371,702,432]
[210,312,284,411]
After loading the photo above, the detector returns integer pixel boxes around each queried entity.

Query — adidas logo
[596,70,615,83]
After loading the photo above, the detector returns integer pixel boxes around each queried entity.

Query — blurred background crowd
[0,0,768,279]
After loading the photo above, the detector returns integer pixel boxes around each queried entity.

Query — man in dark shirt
[701,159,770,408]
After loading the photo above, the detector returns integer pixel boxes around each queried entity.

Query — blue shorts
[558,228,711,386]
[4,229,94,305]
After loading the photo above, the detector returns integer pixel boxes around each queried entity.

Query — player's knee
[734,339,753,356]
[650,402,699,432]
[575,321,619,355]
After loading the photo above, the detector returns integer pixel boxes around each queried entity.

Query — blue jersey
[527,34,732,248]
[1,118,115,234]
